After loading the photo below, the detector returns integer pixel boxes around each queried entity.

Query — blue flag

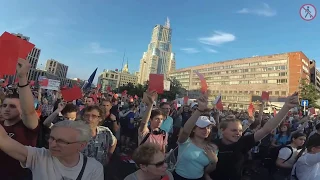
[82,68,98,90]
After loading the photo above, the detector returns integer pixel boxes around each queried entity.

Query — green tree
[299,79,320,108]
[157,77,186,101]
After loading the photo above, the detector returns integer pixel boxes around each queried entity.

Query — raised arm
[16,59,39,129]
[178,94,208,143]
[254,92,299,142]
[43,101,66,128]
[0,124,28,164]
[138,91,157,133]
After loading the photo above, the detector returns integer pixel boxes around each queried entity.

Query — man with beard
[0,59,39,180]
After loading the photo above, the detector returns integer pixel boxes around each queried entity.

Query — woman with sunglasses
[124,143,174,180]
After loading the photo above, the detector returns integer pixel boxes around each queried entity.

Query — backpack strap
[282,146,294,163]
[76,155,88,180]
[140,132,151,145]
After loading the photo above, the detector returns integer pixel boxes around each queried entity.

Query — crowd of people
[0,60,320,180]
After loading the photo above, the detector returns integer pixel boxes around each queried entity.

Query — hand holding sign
[194,71,208,94]
[16,58,31,78]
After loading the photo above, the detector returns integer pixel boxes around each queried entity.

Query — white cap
[196,116,214,128]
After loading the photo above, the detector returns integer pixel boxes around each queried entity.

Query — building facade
[118,63,138,87]
[45,59,68,78]
[169,51,311,109]
[309,60,320,92]
[138,17,176,84]
[98,70,120,91]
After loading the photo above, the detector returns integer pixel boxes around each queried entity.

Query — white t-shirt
[21,146,104,180]
[278,146,300,166]
[292,152,320,180]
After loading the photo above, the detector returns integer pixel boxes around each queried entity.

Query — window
[275,91,279,95]
[256,91,260,95]
[281,91,286,96]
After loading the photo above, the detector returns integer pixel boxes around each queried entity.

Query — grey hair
[51,120,92,142]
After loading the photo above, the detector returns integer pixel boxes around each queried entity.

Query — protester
[124,143,174,180]
[292,134,320,180]
[101,99,119,134]
[138,91,168,153]
[159,102,173,134]
[81,105,117,166]
[210,92,299,180]
[0,59,40,180]
[174,93,218,180]
[0,120,104,179]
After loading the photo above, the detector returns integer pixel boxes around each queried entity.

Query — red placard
[61,86,82,102]
[183,96,189,105]
[148,74,164,94]
[195,71,208,94]
[0,32,34,75]
[261,91,269,101]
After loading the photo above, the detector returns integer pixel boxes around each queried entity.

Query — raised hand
[197,94,208,111]
[284,92,299,109]
[16,58,31,78]
[57,101,66,112]
[142,90,157,106]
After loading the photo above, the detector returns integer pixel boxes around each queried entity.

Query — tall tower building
[138,17,176,84]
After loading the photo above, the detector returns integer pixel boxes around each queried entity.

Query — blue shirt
[175,138,210,179]
[274,134,291,146]
[127,112,135,129]
[160,116,173,133]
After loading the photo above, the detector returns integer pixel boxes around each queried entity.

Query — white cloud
[198,31,236,46]
[180,48,200,54]
[236,3,276,17]
[88,42,116,54]
[204,47,218,53]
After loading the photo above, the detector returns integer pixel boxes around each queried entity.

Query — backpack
[139,127,166,145]
[263,145,294,173]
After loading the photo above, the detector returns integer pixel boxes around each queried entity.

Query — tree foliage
[299,78,320,108]
[117,77,186,101]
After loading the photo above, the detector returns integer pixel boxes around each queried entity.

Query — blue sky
[0,0,319,81]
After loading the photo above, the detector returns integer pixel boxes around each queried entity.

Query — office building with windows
[98,70,120,91]
[45,59,68,78]
[118,63,138,87]
[169,51,311,109]
[138,17,176,84]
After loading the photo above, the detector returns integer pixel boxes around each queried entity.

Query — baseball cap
[196,116,214,128]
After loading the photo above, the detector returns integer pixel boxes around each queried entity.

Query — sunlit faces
[63,112,77,121]
[85,97,95,106]
[293,136,306,147]
[83,109,102,127]
[101,101,112,111]
[222,121,243,143]
[145,152,167,176]
[49,127,87,157]
[0,98,21,121]
[161,104,170,116]
[193,125,212,139]
[150,115,164,129]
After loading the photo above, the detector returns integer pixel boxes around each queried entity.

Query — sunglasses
[149,159,166,168]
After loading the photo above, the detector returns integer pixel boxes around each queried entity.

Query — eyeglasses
[83,114,100,119]
[48,136,79,146]
[149,159,166,168]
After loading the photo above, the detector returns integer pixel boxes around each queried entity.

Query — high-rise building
[169,51,311,109]
[309,59,320,92]
[11,33,41,81]
[45,59,68,78]
[138,17,176,84]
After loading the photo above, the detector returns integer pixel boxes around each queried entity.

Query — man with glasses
[160,102,173,133]
[0,120,104,179]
